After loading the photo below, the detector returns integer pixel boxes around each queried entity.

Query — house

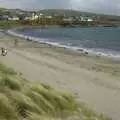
[87,18,93,22]
[34,15,39,20]
[8,16,19,21]
[80,16,87,22]
[0,15,9,20]
[39,13,43,16]
[31,13,39,20]
[80,16,93,22]
[8,18,12,21]
[62,17,73,23]
[24,16,31,20]
[37,13,43,19]
[45,16,52,19]
[18,12,24,15]
[12,16,19,21]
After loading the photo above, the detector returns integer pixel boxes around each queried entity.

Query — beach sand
[0,32,120,120]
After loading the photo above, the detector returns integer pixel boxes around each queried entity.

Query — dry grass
[0,63,112,120]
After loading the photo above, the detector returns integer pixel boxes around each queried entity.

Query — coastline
[1,31,120,120]
[2,29,120,76]
[6,27,120,61]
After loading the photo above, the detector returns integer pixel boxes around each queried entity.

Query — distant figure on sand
[14,39,18,47]
[26,37,31,41]
[1,47,8,56]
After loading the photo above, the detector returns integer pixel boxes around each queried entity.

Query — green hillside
[38,9,120,20]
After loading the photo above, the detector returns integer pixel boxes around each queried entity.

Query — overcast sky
[0,0,120,15]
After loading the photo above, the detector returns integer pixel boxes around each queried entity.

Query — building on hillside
[62,17,73,23]
[31,13,39,20]
[80,16,93,22]
[45,16,52,19]
[34,14,39,19]
[38,13,44,19]
[80,16,87,22]
[2,15,9,20]
[24,16,32,20]
[8,16,19,21]
[18,12,24,15]
[87,18,93,22]
[39,13,43,16]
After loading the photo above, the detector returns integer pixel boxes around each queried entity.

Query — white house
[31,13,39,20]
[19,12,24,15]
[34,15,39,19]
[62,17,73,22]
[24,16,31,20]
[12,17,19,21]
[87,18,93,22]
[45,16,52,19]
[8,16,19,21]
[80,16,87,22]
[39,13,43,16]
[80,16,93,22]
[8,18,12,21]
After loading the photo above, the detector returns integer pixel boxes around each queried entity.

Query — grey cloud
[0,0,120,15]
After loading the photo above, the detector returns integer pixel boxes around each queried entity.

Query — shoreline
[3,29,120,73]
[6,27,120,62]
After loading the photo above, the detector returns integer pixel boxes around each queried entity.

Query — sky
[0,0,120,15]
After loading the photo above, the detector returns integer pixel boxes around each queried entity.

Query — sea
[7,27,120,58]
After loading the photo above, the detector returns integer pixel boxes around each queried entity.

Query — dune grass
[0,63,112,120]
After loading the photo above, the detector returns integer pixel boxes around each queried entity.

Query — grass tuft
[0,93,19,120]
[0,63,16,75]
[0,76,21,91]
[0,62,112,120]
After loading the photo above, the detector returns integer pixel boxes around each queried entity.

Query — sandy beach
[0,31,120,120]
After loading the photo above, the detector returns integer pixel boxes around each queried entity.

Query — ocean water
[8,27,120,58]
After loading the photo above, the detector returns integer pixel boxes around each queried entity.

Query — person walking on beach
[1,47,8,56]
[14,39,18,48]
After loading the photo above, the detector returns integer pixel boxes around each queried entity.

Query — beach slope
[0,32,120,120]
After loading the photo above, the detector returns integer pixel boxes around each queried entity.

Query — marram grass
[0,63,112,120]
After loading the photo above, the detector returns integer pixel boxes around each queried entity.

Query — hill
[0,8,120,27]
[39,9,102,17]
[38,9,120,20]
[0,8,120,19]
